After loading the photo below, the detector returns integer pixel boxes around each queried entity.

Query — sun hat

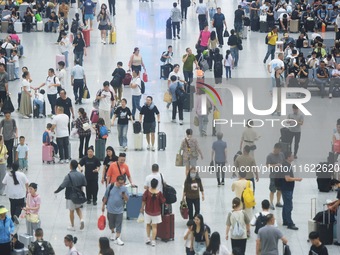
[0,205,8,214]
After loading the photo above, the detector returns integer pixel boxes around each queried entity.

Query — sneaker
[93,201,97,205]
[173,37,176,40]
[329,93,333,99]
[39,114,45,118]
[115,237,124,246]
[276,203,283,208]
[151,146,155,151]
[80,220,84,230]
[13,215,19,225]
[177,34,180,39]
[58,160,64,164]
[179,120,183,125]
[124,146,128,151]
[22,115,29,119]
[67,226,76,231]
[270,204,275,210]
[87,200,91,204]
[147,144,150,150]
[221,181,225,185]
[145,238,151,245]
[151,240,156,246]
[171,119,176,123]
[110,234,116,241]
[65,159,69,164]
[287,225,298,230]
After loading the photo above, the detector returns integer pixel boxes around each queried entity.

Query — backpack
[241,181,256,208]
[42,131,50,144]
[254,212,267,234]
[100,125,108,139]
[32,241,50,255]
[160,51,168,62]
[175,82,185,102]
[244,17,250,26]
[138,79,145,94]
[232,215,245,238]
[63,19,69,31]
[70,19,79,34]
[265,34,269,44]
[110,74,121,88]
[214,60,222,71]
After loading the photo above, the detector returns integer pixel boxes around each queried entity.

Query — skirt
[98,24,109,31]
[19,92,32,116]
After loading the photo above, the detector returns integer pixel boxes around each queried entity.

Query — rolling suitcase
[183,92,194,112]
[36,21,43,32]
[308,198,317,239]
[306,19,315,32]
[1,21,9,33]
[133,121,141,134]
[160,64,173,80]
[166,28,172,39]
[134,132,143,151]
[280,127,291,143]
[109,28,116,44]
[158,124,166,151]
[95,138,105,161]
[126,192,143,219]
[157,214,175,241]
[56,54,66,70]
[14,22,22,33]
[42,144,54,164]
[317,206,334,245]
[260,21,268,33]
[82,29,90,47]
[18,234,34,248]
[90,109,99,123]
[290,19,299,33]
[12,247,29,255]
[7,62,15,81]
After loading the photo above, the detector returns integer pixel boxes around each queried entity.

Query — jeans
[198,115,208,135]
[198,14,207,31]
[193,241,206,255]
[181,6,188,19]
[86,178,98,202]
[225,66,231,78]
[56,136,69,160]
[230,47,239,67]
[117,124,128,147]
[231,239,247,255]
[172,101,183,121]
[79,134,90,158]
[14,67,19,79]
[215,162,225,184]
[9,197,25,222]
[131,95,141,120]
[183,70,193,86]
[47,21,58,32]
[234,21,243,35]
[18,158,28,169]
[315,78,327,97]
[4,139,14,167]
[108,0,116,16]
[73,79,84,103]
[0,243,11,255]
[74,51,84,66]
[61,51,69,68]
[281,190,294,226]
[289,132,301,156]
[208,8,216,21]
[172,21,180,37]
[33,99,44,114]
[47,93,57,115]
[216,25,224,46]
[51,141,58,155]
[186,197,200,220]
[263,44,276,62]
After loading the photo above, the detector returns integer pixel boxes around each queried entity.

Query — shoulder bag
[160,173,177,204]
[117,162,127,182]
[68,174,87,204]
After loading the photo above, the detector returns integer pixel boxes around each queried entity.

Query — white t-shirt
[16,144,28,159]
[1,42,14,49]
[224,55,233,67]
[60,37,70,53]
[144,172,163,192]
[45,75,60,95]
[99,90,114,111]
[51,113,69,138]
[2,171,29,199]
[67,246,79,255]
[12,55,19,68]
[250,211,278,227]
[184,229,192,248]
[22,79,31,92]
[168,71,183,81]
[268,59,284,78]
[131,77,142,96]
[35,92,44,102]
[57,69,67,88]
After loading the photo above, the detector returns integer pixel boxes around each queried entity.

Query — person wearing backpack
[250,199,277,234]
[227,30,239,67]
[169,75,185,125]
[28,228,55,255]
[226,197,250,255]
[97,81,115,133]
[263,26,278,64]
[111,62,126,104]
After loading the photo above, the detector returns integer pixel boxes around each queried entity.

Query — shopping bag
[223,30,229,37]
[163,91,172,103]
[175,150,183,166]
[143,73,148,82]
[83,86,90,99]
[137,213,144,223]
[180,201,189,219]
[98,214,106,230]
[194,116,199,126]
[213,108,220,119]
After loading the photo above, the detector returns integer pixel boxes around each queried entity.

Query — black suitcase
[306,20,315,32]
[316,209,334,245]
[317,178,332,192]
[160,64,173,80]
[280,127,291,143]
[166,28,172,39]
[251,17,260,31]
[95,138,106,161]
[133,121,141,134]
[260,21,268,33]
[158,124,166,151]
[183,93,193,112]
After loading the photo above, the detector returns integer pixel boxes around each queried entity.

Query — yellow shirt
[0,144,8,165]
[267,31,278,46]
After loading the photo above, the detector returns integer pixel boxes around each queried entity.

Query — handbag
[259,14,267,22]
[82,122,90,131]
[68,174,87,204]
[223,30,230,37]
[237,43,243,51]
[213,108,220,119]
[194,116,199,126]
[143,73,148,82]
[137,212,144,223]
[163,91,172,103]
[2,96,14,113]
[26,213,39,223]
[83,86,90,99]
[200,59,209,72]
[180,200,189,219]
[97,214,106,230]
[175,149,183,166]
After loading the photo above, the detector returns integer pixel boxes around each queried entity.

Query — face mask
[190,173,196,179]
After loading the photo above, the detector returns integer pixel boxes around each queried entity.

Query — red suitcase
[157,214,174,242]
[42,144,54,164]
[90,109,99,123]
[82,29,90,47]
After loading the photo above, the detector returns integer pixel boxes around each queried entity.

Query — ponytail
[11,161,19,185]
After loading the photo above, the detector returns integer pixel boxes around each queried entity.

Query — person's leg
[50,94,57,115]
[63,137,69,160]
[172,22,176,38]
[193,198,200,217]
[84,135,90,156]
[122,124,128,147]
[263,45,271,63]
[73,80,79,103]
[115,213,123,238]
[216,163,221,185]
[172,101,177,120]
[118,86,123,102]
[186,198,194,219]
[183,70,189,85]
[75,207,83,222]
[136,95,142,112]
[0,242,11,255]
[5,139,14,167]
[277,190,282,205]
[216,26,223,45]
[270,45,275,60]
[56,138,64,160]
[293,132,301,157]
[93,179,98,204]
[146,223,151,239]
[282,190,294,226]
[151,223,157,241]
[131,95,137,119]
[151,132,155,147]
[14,67,19,79]
[117,124,123,146]
[79,135,85,158]
[69,209,75,227]
[178,101,183,121]
[9,198,15,220]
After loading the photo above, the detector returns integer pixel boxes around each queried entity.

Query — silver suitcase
[134,133,143,151]
[6,62,15,81]
[18,234,34,248]
[308,198,317,239]
[11,247,29,255]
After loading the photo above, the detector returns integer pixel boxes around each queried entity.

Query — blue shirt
[169,82,184,102]
[212,139,227,163]
[71,65,85,79]
[84,0,96,15]
[104,185,129,214]
[0,216,15,244]
[212,13,225,27]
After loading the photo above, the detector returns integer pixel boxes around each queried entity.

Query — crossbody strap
[185,138,190,149]
[68,174,74,187]
[117,162,123,176]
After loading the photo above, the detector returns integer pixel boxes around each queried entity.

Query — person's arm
[101,165,107,184]
[204,230,209,247]
[211,149,214,162]
[140,201,146,213]
[157,113,160,123]
[284,174,302,182]
[281,236,288,245]
[225,224,230,240]
[70,107,75,119]
[182,53,189,63]
[194,59,199,69]
[256,238,261,255]
[128,55,133,70]
[141,57,146,72]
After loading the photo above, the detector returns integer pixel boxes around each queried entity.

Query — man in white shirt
[167,64,186,109]
[59,32,70,68]
[196,0,208,31]
[250,199,277,230]
[9,50,19,80]
[51,106,70,164]
[144,163,163,192]
[57,61,67,90]
[97,81,115,131]
[71,60,86,105]
[38,68,61,116]
[267,52,284,93]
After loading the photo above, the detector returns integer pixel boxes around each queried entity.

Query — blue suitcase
[126,193,143,220]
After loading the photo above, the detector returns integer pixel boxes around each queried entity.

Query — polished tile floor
[0,0,340,254]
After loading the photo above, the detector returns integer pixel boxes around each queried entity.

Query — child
[9,50,19,80]
[33,89,45,118]
[42,123,58,155]
[16,136,28,171]
[224,50,234,79]
[184,219,195,255]
[308,231,328,255]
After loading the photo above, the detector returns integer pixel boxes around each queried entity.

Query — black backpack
[254,213,267,234]
[214,60,222,71]
[70,19,79,34]
[33,241,50,255]
[160,51,168,62]
[110,74,121,88]
[138,79,145,94]
[175,82,185,102]
[63,19,69,31]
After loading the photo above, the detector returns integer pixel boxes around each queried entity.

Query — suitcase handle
[322,203,331,225]
[311,198,316,219]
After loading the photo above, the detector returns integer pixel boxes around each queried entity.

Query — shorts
[144,213,162,224]
[184,158,198,168]
[107,212,123,233]
[66,199,82,210]
[143,122,156,134]
[269,178,281,193]
[84,14,94,20]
